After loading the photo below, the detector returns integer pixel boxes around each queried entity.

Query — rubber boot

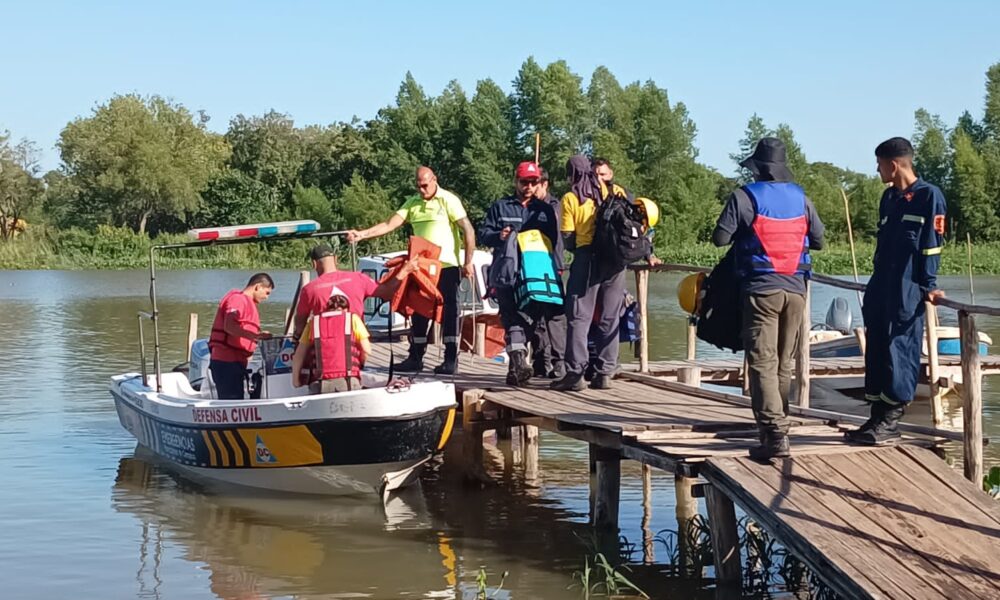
[396,343,426,372]
[749,430,791,460]
[845,404,904,446]
[433,343,459,375]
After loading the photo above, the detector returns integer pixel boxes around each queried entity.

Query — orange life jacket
[311,309,362,384]
[381,236,445,322]
[208,290,259,360]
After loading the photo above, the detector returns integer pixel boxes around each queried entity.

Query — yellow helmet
[676,273,705,315]
[635,197,660,229]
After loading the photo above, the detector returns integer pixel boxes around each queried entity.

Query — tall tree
[731,114,769,183]
[950,129,1000,240]
[913,109,951,187]
[461,79,520,222]
[57,94,229,234]
[983,62,1000,141]
[195,169,282,228]
[0,136,44,240]
[225,110,305,201]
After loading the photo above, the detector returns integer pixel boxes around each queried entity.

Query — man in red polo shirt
[208,273,274,399]
[293,243,416,339]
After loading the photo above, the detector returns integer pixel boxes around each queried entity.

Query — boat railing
[136,310,154,386]
[629,262,996,485]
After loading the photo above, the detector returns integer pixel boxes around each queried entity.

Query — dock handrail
[629,262,994,485]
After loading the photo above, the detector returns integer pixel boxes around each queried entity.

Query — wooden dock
[365,340,1000,599]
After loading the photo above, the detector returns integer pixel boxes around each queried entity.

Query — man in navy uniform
[846,137,947,445]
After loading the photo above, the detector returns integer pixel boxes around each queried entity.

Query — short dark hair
[875,137,914,160]
[247,273,275,289]
[326,294,349,311]
[538,167,549,183]
[592,157,611,169]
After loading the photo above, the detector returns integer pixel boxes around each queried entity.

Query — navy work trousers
[564,248,625,376]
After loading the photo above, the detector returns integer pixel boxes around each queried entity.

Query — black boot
[550,371,585,392]
[589,373,612,390]
[749,431,791,460]
[845,403,904,446]
[433,343,459,375]
[505,350,532,386]
[396,344,426,372]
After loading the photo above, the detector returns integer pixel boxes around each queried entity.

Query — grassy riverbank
[1,225,997,275]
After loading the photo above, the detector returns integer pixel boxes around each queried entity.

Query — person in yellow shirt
[291,294,371,393]
[347,166,476,375]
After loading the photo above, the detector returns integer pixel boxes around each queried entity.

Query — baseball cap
[515,161,541,180]
[308,243,335,261]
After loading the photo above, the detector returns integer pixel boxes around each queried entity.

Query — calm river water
[1,270,997,599]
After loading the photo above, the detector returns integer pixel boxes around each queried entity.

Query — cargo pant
[564,248,625,377]
[741,290,806,435]
[862,283,925,406]
[495,287,533,352]
[533,311,567,375]
[410,266,461,350]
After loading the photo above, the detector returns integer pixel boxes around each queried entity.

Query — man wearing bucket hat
[844,137,947,446]
[713,137,825,460]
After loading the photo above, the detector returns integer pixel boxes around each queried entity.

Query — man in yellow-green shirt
[347,166,476,375]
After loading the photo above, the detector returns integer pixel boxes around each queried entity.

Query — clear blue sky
[3,0,998,177]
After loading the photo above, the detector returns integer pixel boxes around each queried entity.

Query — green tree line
[2,57,1000,263]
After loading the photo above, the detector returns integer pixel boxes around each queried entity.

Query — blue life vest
[736,182,811,277]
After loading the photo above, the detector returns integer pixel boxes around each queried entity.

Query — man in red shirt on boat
[292,242,417,340]
[208,273,275,400]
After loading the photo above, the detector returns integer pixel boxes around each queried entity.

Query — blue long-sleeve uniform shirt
[478,194,564,269]
[867,178,946,320]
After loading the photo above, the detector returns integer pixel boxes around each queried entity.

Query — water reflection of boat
[112,453,461,599]
[109,221,457,496]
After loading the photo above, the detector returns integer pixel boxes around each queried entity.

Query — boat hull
[111,375,456,496]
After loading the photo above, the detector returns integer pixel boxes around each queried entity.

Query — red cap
[516,161,540,180]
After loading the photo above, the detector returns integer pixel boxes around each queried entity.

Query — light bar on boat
[188,220,320,241]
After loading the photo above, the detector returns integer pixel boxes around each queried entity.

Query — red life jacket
[208,290,259,361]
[312,310,362,383]
[381,236,445,322]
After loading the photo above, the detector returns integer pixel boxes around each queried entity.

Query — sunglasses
[518,178,540,186]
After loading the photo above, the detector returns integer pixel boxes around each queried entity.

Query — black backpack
[592,193,652,275]
[696,247,744,352]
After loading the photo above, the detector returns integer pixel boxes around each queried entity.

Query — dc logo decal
[255,434,277,464]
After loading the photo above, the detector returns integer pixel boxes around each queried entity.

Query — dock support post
[474,322,487,357]
[705,484,742,586]
[854,326,867,357]
[462,391,486,479]
[635,269,650,373]
[925,302,944,427]
[675,474,699,571]
[523,424,539,481]
[185,313,198,362]
[591,445,621,530]
[795,280,811,408]
[959,310,984,485]
[642,464,655,564]
[678,366,702,387]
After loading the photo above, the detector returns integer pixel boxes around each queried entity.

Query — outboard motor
[824,297,853,334]
[188,338,211,390]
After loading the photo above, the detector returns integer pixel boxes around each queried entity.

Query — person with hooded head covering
[712,137,825,460]
[844,137,947,446]
[549,155,624,391]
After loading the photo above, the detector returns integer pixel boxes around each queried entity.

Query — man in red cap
[478,161,563,386]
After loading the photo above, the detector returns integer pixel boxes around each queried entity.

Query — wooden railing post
[686,317,697,361]
[635,268,650,373]
[795,280,811,408]
[924,302,944,427]
[958,310,983,485]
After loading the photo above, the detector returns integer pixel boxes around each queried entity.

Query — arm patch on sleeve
[934,215,945,234]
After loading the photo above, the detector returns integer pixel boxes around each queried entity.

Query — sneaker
[589,374,612,390]
[845,404,904,446]
[550,372,585,392]
[749,432,791,460]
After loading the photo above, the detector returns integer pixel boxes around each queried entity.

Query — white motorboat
[110,220,457,496]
